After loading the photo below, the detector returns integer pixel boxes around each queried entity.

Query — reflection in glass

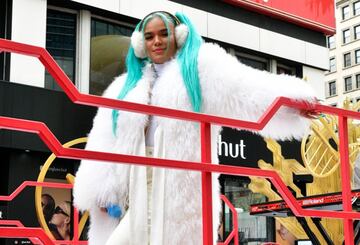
[223,178,270,244]
[90,19,133,95]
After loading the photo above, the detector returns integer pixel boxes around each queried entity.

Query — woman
[73,11,316,245]
[49,201,71,241]
[41,193,55,224]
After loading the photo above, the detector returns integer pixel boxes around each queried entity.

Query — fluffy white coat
[73,42,316,245]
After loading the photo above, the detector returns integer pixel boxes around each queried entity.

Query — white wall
[303,65,326,100]
[10,0,47,87]
[72,0,328,70]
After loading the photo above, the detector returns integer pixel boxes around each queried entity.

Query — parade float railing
[0,38,358,245]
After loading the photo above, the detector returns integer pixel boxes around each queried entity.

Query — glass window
[354,1,360,16]
[356,50,360,64]
[45,9,77,91]
[236,53,269,71]
[90,18,134,95]
[345,76,352,91]
[329,81,336,96]
[329,58,336,72]
[277,64,297,76]
[355,25,360,40]
[343,29,350,44]
[327,35,335,49]
[343,5,350,20]
[222,177,270,243]
[344,53,351,67]
[356,74,360,88]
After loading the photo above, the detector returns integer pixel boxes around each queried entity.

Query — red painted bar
[338,116,354,245]
[0,227,55,244]
[1,38,360,244]
[201,122,213,245]
[0,181,72,201]
[0,220,41,244]
[2,115,360,221]
[73,208,79,245]
[219,195,239,245]
[223,0,335,35]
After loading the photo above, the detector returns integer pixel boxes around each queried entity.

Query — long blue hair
[112,12,203,135]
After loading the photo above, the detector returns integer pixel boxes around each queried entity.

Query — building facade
[0,0,334,244]
[325,0,360,106]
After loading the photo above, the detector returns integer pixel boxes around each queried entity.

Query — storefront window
[222,177,271,244]
[89,19,133,95]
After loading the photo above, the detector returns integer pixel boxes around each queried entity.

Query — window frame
[328,81,337,97]
[343,5,350,20]
[343,29,351,44]
[327,35,335,49]
[356,49,360,64]
[344,52,351,67]
[45,8,78,91]
[354,1,360,16]
[329,57,336,72]
[356,73,360,89]
[344,76,353,92]
[355,25,360,40]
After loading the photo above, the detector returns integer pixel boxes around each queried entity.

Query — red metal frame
[219,195,239,245]
[0,38,358,244]
[0,181,87,245]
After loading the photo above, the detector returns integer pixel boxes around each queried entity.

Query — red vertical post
[73,207,79,245]
[338,116,354,245]
[201,122,213,245]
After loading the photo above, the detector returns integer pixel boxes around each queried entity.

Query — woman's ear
[131,31,147,58]
[64,216,71,225]
[175,24,189,48]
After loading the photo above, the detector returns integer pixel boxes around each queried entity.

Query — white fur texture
[131,31,146,58]
[174,24,189,48]
[73,42,315,244]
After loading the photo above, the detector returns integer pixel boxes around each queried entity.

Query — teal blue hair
[112,11,203,135]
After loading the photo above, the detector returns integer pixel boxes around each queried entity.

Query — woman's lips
[153,48,165,53]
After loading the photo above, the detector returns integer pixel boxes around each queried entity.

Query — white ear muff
[175,24,189,48]
[130,23,189,58]
[131,31,147,59]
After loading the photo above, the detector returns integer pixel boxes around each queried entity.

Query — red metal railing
[0,181,88,244]
[219,195,238,245]
[0,38,358,244]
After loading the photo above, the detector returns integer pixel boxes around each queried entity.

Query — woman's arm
[199,43,316,140]
[73,75,130,211]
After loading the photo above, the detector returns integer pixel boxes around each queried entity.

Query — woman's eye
[144,35,153,40]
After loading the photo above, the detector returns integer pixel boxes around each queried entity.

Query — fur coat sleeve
[198,43,316,140]
[73,74,131,211]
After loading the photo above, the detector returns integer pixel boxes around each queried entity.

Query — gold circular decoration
[35,137,88,240]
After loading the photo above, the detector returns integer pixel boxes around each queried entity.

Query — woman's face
[144,17,177,64]
[50,204,69,226]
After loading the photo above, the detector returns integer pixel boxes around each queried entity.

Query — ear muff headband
[138,11,181,30]
[131,11,189,59]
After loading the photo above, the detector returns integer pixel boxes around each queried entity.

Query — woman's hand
[100,204,122,218]
[300,98,321,119]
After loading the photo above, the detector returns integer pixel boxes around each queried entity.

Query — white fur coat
[73,42,316,245]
